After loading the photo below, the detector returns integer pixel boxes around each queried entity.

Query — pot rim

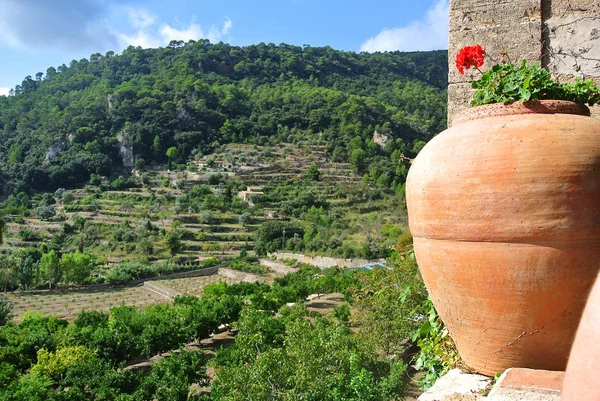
[453,100,591,125]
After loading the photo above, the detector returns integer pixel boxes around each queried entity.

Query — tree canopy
[0,41,447,194]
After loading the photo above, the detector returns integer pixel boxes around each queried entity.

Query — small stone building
[237,186,264,203]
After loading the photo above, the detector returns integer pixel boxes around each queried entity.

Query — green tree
[0,254,17,292]
[166,146,179,170]
[411,140,427,156]
[350,148,366,173]
[238,212,251,227]
[303,163,321,181]
[164,231,183,255]
[135,157,146,171]
[31,346,96,380]
[34,204,55,221]
[1,371,54,400]
[16,256,38,290]
[138,238,154,255]
[61,252,96,285]
[39,250,62,288]
[254,221,304,256]
[134,351,209,400]
[152,135,162,156]
[0,294,13,326]
[212,306,407,401]
[89,173,101,186]
[8,144,22,164]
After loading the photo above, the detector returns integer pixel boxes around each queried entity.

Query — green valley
[0,41,450,400]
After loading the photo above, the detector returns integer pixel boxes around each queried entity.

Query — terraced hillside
[1,142,408,267]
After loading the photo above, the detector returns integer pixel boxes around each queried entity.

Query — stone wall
[217,268,260,283]
[258,259,298,274]
[143,281,182,299]
[268,252,383,269]
[448,0,600,125]
[16,266,219,295]
[157,266,219,280]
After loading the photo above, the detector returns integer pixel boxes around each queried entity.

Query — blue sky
[0,0,448,95]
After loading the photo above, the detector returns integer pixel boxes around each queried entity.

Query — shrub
[61,252,96,285]
[104,263,147,284]
[31,346,96,380]
[350,254,427,355]
[412,299,463,389]
[0,295,13,326]
[332,303,351,322]
[89,173,102,186]
[212,307,407,401]
[164,232,183,255]
[110,176,127,190]
[34,204,55,221]
[138,238,154,255]
[18,229,38,241]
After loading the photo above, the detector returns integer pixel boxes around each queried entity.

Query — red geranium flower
[455,45,486,74]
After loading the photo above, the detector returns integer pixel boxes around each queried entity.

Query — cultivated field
[7,286,168,322]
[6,269,274,321]
[153,274,236,297]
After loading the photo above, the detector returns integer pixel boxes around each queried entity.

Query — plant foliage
[455,45,600,107]
[471,60,600,106]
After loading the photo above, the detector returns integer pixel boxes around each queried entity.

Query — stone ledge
[417,369,491,401]
[489,368,564,396]
[417,368,564,401]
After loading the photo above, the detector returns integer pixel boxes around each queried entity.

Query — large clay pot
[562,272,600,400]
[406,100,600,376]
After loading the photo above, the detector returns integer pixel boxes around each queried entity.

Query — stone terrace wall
[16,266,220,295]
[448,0,600,125]
[269,252,383,269]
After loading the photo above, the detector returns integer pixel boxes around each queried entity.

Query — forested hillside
[0,42,454,400]
[0,41,447,194]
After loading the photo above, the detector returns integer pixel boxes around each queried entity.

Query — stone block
[592,104,600,119]
[489,368,563,395]
[487,368,563,401]
[548,0,600,18]
[450,0,541,26]
[546,15,600,78]
[448,82,475,126]
[449,22,543,83]
[449,0,542,84]
[417,369,491,401]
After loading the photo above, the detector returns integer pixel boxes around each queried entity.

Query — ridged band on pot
[406,100,600,376]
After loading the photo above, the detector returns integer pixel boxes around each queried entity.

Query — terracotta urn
[562,272,600,400]
[406,100,600,376]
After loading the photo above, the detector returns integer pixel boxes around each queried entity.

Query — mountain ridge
[0,41,448,194]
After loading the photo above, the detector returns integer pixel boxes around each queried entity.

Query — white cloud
[0,87,10,96]
[127,7,156,29]
[158,23,205,44]
[0,2,232,53]
[222,17,233,35]
[117,30,162,50]
[0,0,118,52]
[117,12,233,49]
[360,0,448,52]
